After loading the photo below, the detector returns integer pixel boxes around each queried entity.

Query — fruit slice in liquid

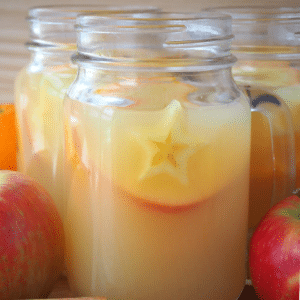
[66,79,250,208]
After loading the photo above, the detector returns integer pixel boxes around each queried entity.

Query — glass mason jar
[14,5,158,221]
[64,12,251,300]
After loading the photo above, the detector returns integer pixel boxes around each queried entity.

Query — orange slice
[0,104,17,171]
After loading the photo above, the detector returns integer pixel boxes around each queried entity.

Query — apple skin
[249,194,300,300]
[0,170,65,299]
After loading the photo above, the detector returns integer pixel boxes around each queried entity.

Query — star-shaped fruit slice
[138,132,197,185]
[133,99,206,185]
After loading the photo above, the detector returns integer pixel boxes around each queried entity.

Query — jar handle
[246,87,296,208]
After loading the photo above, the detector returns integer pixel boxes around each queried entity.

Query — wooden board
[46,276,260,300]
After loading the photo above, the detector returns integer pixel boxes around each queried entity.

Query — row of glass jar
[14,5,300,300]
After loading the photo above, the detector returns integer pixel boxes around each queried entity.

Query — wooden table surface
[47,276,260,300]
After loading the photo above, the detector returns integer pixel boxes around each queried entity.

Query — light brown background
[0,0,298,103]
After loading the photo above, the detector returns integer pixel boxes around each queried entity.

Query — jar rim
[76,11,233,50]
[76,12,233,41]
[203,5,300,56]
[27,5,159,25]
[26,5,160,50]
[76,11,232,31]
[74,11,235,71]
[203,5,300,21]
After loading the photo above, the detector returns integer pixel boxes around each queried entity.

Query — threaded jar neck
[204,6,300,60]
[74,12,236,72]
[26,5,159,51]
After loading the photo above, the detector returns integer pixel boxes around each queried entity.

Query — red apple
[249,194,300,300]
[0,170,64,299]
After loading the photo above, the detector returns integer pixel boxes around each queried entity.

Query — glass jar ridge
[74,12,236,71]
[204,6,300,60]
[27,5,159,50]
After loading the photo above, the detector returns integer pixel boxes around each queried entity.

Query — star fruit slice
[106,100,211,206]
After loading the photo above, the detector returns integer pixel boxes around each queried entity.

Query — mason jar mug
[64,12,251,300]
[204,6,298,226]
[204,6,298,281]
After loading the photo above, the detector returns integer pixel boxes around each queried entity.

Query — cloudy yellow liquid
[64,79,251,300]
[14,64,77,219]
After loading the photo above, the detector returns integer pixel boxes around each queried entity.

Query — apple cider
[64,13,251,300]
